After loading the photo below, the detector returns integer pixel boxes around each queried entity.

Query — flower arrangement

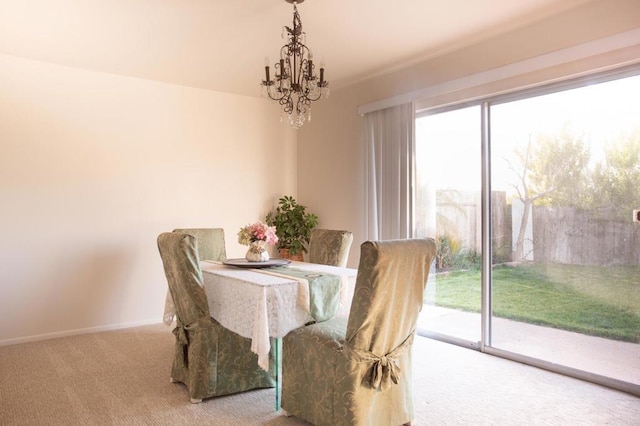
[238,221,278,262]
[237,221,279,246]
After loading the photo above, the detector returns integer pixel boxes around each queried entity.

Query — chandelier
[261,0,329,129]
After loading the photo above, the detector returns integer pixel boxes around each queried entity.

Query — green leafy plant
[265,196,318,255]
[435,233,460,271]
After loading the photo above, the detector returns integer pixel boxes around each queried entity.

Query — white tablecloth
[163,260,357,370]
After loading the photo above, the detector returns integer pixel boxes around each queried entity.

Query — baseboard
[0,318,165,347]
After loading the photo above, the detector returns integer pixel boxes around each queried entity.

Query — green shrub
[436,234,481,271]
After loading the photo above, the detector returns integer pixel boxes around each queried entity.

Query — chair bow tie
[344,331,415,391]
[173,320,189,346]
[172,316,212,368]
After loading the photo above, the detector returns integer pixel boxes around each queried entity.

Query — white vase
[246,241,270,262]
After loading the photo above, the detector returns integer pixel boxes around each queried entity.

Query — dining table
[163,258,358,409]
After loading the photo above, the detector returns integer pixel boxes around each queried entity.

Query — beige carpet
[1,323,638,425]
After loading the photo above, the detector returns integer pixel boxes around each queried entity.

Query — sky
[416,73,640,195]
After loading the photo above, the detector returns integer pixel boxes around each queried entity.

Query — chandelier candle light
[261,0,329,129]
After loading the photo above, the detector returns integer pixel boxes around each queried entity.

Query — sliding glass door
[489,74,640,387]
[414,69,640,393]
[414,106,482,346]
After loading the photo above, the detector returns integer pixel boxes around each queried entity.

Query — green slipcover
[173,228,227,262]
[308,229,354,267]
[282,238,436,425]
[157,232,275,403]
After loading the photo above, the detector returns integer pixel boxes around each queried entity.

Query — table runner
[268,267,341,323]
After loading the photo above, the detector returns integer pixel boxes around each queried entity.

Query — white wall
[0,54,296,343]
[298,0,640,268]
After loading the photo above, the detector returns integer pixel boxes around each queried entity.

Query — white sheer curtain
[364,102,414,241]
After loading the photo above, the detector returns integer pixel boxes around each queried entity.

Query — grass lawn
[432,263,640,343]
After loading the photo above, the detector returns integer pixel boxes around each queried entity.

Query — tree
[590,129,640,221]
[507,126,590,260]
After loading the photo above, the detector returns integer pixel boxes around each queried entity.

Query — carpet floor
[1,323,638,425]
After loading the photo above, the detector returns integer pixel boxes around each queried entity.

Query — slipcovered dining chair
[173,228,227,262]
[307,228,354,267]
[282,238,436,426]
[163,228,227,324]
[157,232,275,403]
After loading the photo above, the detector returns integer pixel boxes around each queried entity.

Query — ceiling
[0,0,591,97]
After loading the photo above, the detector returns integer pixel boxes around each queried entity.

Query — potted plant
[265,195,318,260]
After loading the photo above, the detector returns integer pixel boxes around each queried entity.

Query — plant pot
[278,248,303,262]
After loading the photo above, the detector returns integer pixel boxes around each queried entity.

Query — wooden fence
[430,190,639,266]
[533,206,640,266]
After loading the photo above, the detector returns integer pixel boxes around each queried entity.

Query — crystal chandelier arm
[279,94,293,114]
[278,55,287,80]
